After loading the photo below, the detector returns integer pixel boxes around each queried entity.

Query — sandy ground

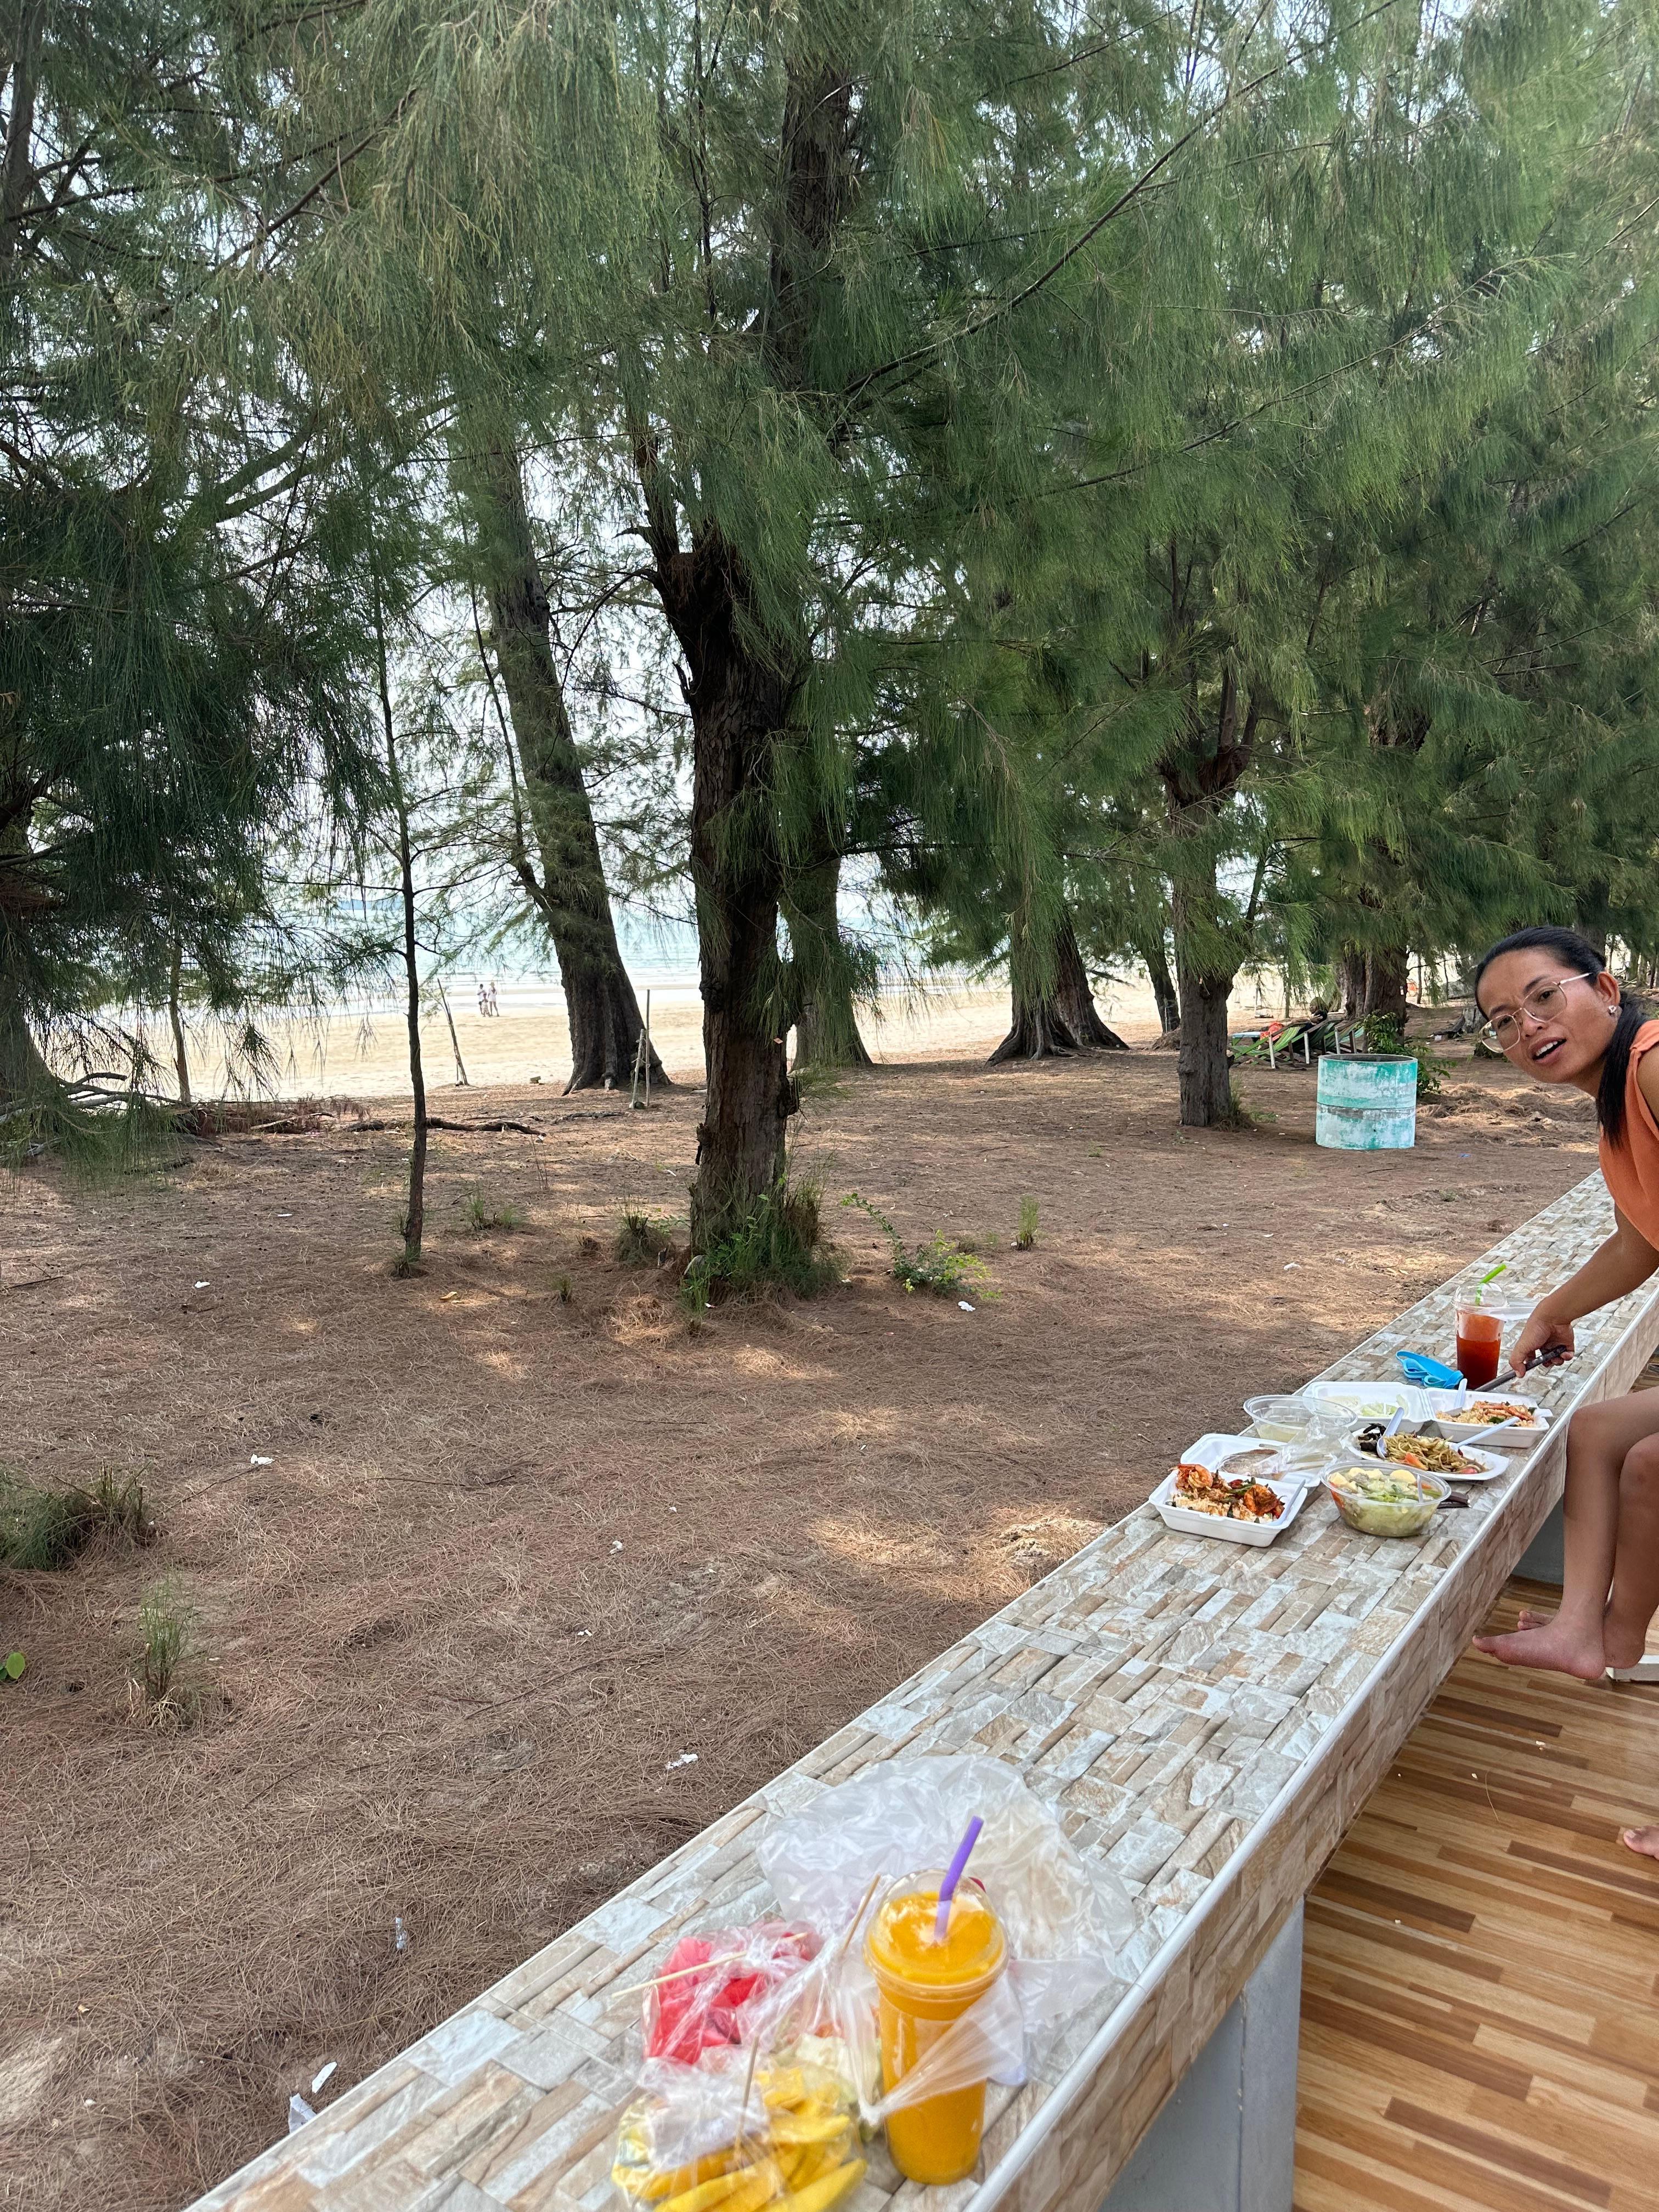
[0,1007,1602,2211]
[144,973,1214,1101]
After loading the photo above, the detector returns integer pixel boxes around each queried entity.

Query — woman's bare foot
[1618,1825,1659,1862]
[1513,1602,1649,1666]
[1601,1617,1651,1670]
[1472,1618,1607,1679]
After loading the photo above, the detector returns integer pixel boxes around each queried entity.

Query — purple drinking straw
[933,1816,984,1943]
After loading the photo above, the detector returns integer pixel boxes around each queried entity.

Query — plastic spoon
[933,1816,984,1943]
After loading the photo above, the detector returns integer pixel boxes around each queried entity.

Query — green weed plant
[842,1193,993,1300]
[681,1178,839,1311]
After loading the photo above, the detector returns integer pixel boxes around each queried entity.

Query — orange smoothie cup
[865,1873,1007,2186]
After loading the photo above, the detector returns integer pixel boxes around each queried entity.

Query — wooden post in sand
[436,979,470,1086]
[629,991,657,1111]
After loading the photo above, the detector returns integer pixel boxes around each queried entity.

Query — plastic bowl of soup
[1328,1465,1448,1538]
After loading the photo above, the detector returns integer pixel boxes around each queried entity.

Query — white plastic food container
[1305,1379,1435,1424]
[1149,1471,1310,1546]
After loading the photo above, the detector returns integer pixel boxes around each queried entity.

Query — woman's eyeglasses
[1482,972,1598,1048]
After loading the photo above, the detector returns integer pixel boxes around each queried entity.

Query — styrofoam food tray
[1347,1426,1508,1482]
[1150,1471,1310,1546]
[1422,1388,1552,1447]
[1305,1379,1435,1423]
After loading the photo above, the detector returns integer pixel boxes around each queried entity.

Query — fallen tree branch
[225,1107,628,1138]
[427,1115,548,1137]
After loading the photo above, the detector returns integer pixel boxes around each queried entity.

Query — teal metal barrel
[1316,1054,1418,1150]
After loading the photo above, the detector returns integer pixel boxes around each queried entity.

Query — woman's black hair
[1472,926,1646,1147]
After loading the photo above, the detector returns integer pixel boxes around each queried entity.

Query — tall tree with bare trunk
[461,442,665,1094]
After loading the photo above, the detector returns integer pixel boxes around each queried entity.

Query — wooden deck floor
[1295,1581,1659,2212]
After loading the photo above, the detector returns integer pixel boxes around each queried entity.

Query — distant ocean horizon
[320,910,992,1020]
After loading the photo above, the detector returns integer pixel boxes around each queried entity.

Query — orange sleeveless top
[1596,1018,1659,1244]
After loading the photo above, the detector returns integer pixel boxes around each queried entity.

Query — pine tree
[1031,0,1659,1118]
[1,1,381,1131]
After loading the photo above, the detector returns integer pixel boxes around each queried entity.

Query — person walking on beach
[1467,926,1659,1861]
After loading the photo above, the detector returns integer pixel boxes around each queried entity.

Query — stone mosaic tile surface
[190,1172,1659,2212]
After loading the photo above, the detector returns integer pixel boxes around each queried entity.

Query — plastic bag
[644,1925,820,2064]
[856,1931,1029,2123]
[612,2049,867,2212]
[613,1939,868,2212]
[757,1754,1133,2121]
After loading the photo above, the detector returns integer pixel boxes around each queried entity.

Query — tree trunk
[0,804,54,1104]
[1139,931,1180,1036]
[167,939,192,1105]
[634,53,851,1243]
[374,586,426,1269]
[989,908,1127,1063]
[654,529,799,1249]
[0,966,52,1102]
[0,4,44,269]
[988,996,1075,1063]
[397,808,427,1266]
[1338,947,1367,1022]
[464,443,664,1095]
[1365,944,1410,1029]
[785,853,872,1070]
[638,500,799,1246]
[1052,912,1127,1048]
[1156,659,1257,1124]
[1171,876,1237,1126]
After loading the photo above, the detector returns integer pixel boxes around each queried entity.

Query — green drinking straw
[1473,1261,1506,1304]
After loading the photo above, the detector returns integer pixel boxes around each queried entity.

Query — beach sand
[143,970,1262,1101]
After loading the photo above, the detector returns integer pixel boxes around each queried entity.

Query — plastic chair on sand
[1233,1020,1307,1070]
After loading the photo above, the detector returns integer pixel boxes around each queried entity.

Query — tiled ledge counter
[189,1171,1659,2212]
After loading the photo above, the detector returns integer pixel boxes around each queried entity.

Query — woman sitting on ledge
[1468,926,1659,1863]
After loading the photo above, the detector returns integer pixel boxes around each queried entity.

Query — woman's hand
[1514,1306,1575,1373]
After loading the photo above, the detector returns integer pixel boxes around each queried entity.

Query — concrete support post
[1516,1499,1565,1585]
[1098,1903,1304,2212]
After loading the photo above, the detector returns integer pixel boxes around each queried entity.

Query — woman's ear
[1595,969,1622,1014]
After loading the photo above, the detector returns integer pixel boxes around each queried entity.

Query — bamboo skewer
[613,1875,881,2008]
[610,1951,748,2004]
[831,1875,883,1966]
[735,2032,763,2164]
